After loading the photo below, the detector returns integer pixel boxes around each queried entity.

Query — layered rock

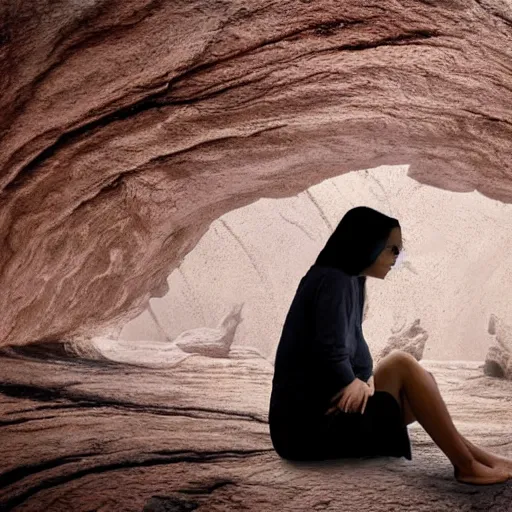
[1,0,512,347]
[1,352,511,510]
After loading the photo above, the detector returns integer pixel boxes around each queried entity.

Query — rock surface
[377,318,429,362]
[1,1,512,347]
[484,314,512,379]
[1,352,511,511]
[174,302,244,356]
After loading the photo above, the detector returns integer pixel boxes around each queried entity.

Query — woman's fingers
[342,396,351,412]
[325,386,372,415]
[360,392,369,414]
[325,395,344,415]
[367,376,375,396]
[352,394,363,414]
[348,393,360,413]
[347,387,364,412]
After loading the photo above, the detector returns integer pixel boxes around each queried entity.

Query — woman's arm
[311,275,356,390]
[353,325,373,382]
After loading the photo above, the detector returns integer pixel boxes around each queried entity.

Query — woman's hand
[367,375,375,396]
[325,378,372,415]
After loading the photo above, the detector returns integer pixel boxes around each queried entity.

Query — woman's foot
[454,459,510,485]
[490,455,512,478]
[462,437,512,477]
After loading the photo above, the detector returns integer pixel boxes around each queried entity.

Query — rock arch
[1,0,511,347]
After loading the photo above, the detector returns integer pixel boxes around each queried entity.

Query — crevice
[162,18,370,98]
[0,382,268,423]
[177,478,236,495]
[0,415,58,426]
[473,0,512,28]
[326,28,441,53]
[2,91,164,193]
[0,345,121,369]
[0,452,99,490]
[1,449,271,511]
[160,29,441,105]
[460,108,512,128]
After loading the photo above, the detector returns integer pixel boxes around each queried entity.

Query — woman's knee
[427,371,437,385]
[374,351,411,391]
[380,350,418,370]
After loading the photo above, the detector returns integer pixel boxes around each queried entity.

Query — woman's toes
[455,461,510,485]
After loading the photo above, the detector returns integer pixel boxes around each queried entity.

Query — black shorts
[269,390,412,462]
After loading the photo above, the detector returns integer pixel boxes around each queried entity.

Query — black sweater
[269,263,373,418]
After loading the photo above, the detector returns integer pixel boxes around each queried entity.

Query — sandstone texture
[485,314,512,379]
[1,1,512,347]
[1,352,511,511]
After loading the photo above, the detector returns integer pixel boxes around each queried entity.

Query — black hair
[314,206,400,276]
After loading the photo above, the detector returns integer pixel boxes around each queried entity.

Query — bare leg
[402,370,512,477]
[373,352,510,485]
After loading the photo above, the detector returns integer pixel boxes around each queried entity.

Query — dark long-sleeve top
[269,263,373,419]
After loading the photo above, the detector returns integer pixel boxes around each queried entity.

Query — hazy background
[119,164,512,362]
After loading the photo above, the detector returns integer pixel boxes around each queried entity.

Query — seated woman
[268,206,512,485]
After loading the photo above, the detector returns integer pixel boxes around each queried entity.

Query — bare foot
[454,460,510,485]
[491,455,512,478]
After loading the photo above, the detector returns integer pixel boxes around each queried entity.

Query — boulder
[484,314,512,379]
[377,318,428,362]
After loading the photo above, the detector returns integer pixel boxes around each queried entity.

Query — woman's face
[362,227,403,280]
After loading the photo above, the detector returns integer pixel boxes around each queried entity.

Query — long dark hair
[315,206,400,276]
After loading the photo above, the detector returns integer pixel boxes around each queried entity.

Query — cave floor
[1,350,511,511]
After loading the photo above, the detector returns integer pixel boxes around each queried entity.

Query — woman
[268,206,512,485]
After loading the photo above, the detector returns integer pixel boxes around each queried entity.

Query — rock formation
[174,302,244,357]
[0,303,246,369]
[484,314,512,379]
[377,318,429,362]
[1,1,512,348]
[2,2,512,509]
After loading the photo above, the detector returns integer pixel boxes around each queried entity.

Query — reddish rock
[1,1,512,347]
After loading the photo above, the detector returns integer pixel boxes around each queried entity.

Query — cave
[1,1,512,510]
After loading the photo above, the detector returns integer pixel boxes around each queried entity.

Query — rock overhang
[0,0,511,347]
